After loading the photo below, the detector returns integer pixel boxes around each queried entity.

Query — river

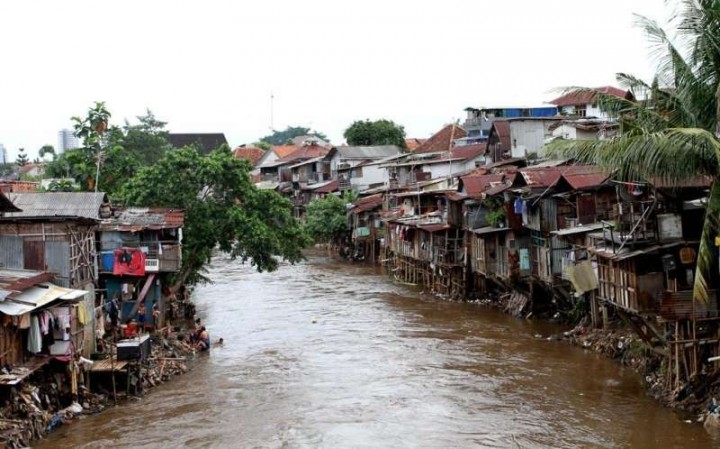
[36,254,720,448]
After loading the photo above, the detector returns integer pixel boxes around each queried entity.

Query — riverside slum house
[256,141,332,217]
[0,192,100,442]
[333,145,403,192]
[96,207,184,330]
[576,176,715,391]
[0,192,105,358]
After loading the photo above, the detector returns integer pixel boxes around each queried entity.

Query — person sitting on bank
[137,303,147,332]
[195,326,210,351]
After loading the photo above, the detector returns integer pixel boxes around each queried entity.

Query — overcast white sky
[0,0,672,160]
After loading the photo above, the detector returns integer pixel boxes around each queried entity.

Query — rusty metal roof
[0,269,54,301]
[519,167,562,188]
[4,192,107,220]
[100,207,184,232]
[417,223,451,233]
[460,174,505,196]
[560,165,610,190]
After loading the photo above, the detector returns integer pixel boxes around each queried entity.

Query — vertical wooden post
[675,321,680,390]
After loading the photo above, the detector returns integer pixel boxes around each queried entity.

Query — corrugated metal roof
[472,226,510,235]
[418,223,450,233]
[100,207,185,231]
[351,194,384,214]
[549,86,631,107]
[0,283,88,316]
[460,174,505,196]
[309,180,339,193]
[561,166,610,190]
[520,168,562,188]
[0,269,53,294]
[4,192,107,220]
[336,145,402,159]
[551,223,605,236]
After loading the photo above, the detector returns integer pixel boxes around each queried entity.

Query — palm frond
[694,180,720,304]
[546,127,720,182]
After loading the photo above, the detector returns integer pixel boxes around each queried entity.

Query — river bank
[0,327,195,448]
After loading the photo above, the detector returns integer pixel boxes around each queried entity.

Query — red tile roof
[233,147,266,166]
[414,124,467,154]
[272,145,299,159]
[276,144,331,163]
[405,138,427,151]
[548,86,631,107]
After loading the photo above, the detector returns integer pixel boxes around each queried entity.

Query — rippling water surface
[36,254,720,448]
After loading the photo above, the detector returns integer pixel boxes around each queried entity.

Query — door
[23,240,46,271]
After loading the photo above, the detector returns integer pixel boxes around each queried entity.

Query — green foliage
[46,105,172,195]
[259,126,328,146]
[546,0,720,303]
[304,194,349,244]
[47,179,76,192]
[121,146,309,286]
[253,141,271,151]
[486,208,506,227]
[0,163,15,178]
[343,119,406,148]
[38,145,55,160]
[15,148,29,167]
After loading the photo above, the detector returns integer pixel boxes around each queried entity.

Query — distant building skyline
[0,144,7,164]
[57,128,80,152]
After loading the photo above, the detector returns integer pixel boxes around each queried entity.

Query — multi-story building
[57,129,81,152]
[0,144,7,164]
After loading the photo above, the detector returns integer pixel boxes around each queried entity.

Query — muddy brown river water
[36,254,720,448]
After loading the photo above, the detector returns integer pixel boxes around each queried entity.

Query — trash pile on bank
[0,326,198,448]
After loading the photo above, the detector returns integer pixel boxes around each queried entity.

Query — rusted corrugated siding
[0,236,23,269]
[46,240,70,282]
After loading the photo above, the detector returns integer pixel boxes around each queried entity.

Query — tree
[15,148,28,166]
[68,101,112,191]
[46,106,172,196]
[259,126,328,146]
[343,119,406,148]
[548,0,720,303]
[39,145,55,160]
[47,179,76,192]
[121,146,310,287]
[304,194,349,245]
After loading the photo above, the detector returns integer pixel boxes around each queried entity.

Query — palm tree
[549,0,720,302]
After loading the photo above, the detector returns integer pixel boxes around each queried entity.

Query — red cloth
[113,249,146,276]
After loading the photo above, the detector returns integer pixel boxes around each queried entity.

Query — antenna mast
[270,92,275,131]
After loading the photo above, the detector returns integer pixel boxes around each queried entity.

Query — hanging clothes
[18,313,30,329]
[28,315,42,353]
[514,197,523,215]
[78,303,88,326]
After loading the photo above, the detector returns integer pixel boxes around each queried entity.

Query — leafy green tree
[304,194,349,244]
[47,179,76,192]
[46,106,172,196]
[0,163,15,178]
[343,119,406,148]
[259,126,328,146]
[549,0,720,302]
[15,148,29,166]
[121,146,309,287]
[253,141,271,151]
[38,145,55,160]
